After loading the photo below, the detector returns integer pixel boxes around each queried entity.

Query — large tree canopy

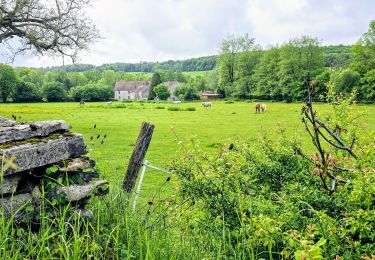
[0,0,99,61]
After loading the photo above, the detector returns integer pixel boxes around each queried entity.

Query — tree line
[0,66,201,102]
[214,21,374,102]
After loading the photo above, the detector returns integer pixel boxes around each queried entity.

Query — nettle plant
[295,77,360,193]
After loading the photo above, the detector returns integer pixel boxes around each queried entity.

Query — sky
[2,0,375,67]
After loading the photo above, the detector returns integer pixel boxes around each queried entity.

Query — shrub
[155,106,165,109]
[42,81,67,102]
[170,133,374,259]
[70,83,113,101]
[12,80,41,102]
[174,83,200,101]
[184,107,196,111]
[167,106,182,111]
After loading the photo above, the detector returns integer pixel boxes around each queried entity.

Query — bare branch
[0,0,99,61]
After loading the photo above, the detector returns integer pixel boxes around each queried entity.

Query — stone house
[114,80,181,101]
[114,81,151,100]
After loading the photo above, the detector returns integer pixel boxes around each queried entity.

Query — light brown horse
[261,103,267,112]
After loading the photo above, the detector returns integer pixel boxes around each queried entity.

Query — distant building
[114,81,150,100]
[164,81,180,101]
[114,80,181,101]
[201,91,223,100]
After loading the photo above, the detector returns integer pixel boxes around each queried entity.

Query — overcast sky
[3,0,375,67]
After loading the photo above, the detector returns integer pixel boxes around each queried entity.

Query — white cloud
[2,0,374,67]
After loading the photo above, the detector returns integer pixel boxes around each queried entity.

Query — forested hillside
[38,55,217,73]
[36,45,351,73]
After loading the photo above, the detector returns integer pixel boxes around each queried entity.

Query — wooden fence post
[122,122,155,193]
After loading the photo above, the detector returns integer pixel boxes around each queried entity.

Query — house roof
[114,81,150,91]
[165,81,180,93]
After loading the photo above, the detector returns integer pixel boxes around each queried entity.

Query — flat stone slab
[0,174,21,195]
[0,193,32,221]
[0,117,71,144]
[0,117,16,127]
[56,156,95,172]
[57,180,109,202]
[0,134,86,175]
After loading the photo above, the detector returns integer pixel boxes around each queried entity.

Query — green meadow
[1,101,374,201]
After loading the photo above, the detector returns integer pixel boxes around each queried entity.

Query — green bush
[12,80,41,102]
[70,83,113,101]
[170,134,374,259]
[167,106,182,111]
[184,107,196,111]
[153,83,170,100]
[42,81,67,102]
[155,106,165,109]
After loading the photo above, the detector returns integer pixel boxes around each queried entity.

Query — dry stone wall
[0,117,108,224]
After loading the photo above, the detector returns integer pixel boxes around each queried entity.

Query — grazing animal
[202,102,212,109]
[255,103,261,113]
[107,101,113,106]
[80,100,85,106]
[261,104,267,112]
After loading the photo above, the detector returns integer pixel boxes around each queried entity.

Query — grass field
[0,101,374,201]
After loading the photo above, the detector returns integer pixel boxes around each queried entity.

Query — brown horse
[255,103,261,113]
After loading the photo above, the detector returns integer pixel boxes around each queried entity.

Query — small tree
[153,84,170,100]
[0,64,17,102]
[295,77,357,193]
[43,82,67,102]
[149,72,162,100]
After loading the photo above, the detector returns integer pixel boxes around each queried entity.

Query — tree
[101,70,116,86]
[0,64,17,102]
[153,83,170,100]
[217,34,256,90]
[278,36,324,101]
[12,80,41,102]
[149,72,162,100]
[360,69,375,101]
[313,69,331,100]
[42,81,67,101]
[0,0,99,61]
[67,72,88,88]
[331,69,360,94]
[351,20,375,76]
[174,83,199,101]
[253,47,282,99]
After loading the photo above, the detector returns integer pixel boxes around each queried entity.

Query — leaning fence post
[122,122,155,193]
